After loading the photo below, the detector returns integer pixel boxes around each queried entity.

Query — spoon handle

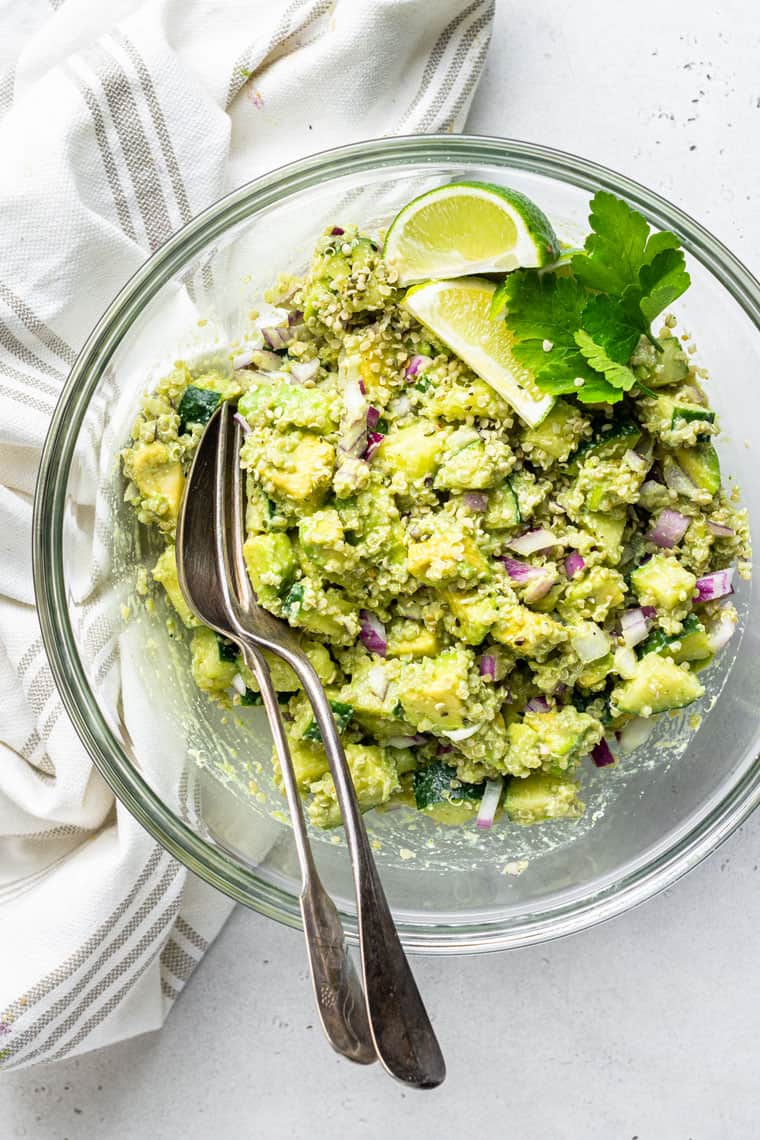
[237,639,375,1066]
[284,653,446,1090]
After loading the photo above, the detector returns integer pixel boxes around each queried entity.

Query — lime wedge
[384,181,559,287]
[403,277,554,427]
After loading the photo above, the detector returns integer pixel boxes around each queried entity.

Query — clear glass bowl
[33,136,760,953]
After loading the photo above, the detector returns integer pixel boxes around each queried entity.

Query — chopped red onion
[366,405,381,430]
[364,431,385,460]
[230,673,246,696]
[592,739,616,767]
[386,734,427,748]
[367,665,389,699]
[330,226,345,236]
[476,778,503,830]
[233,411,252,437]
[479,654,497,678]
[338,378,369,456]
[565,551,585,578]
[506,527,558,556]
[500,556,545,582]
[442,723,482,742]
[526,695,550,713]
[404,354,432,380]
[664,460,698,498]
[624,448,649,472]
[707,608,737,651]
[289,358,319,384]
[620,606,655,649]
[650,508,690,548]
[523,569,558,604]
[694,568,734,602]
[463,491,488,513]
[252,348,283,372]
[288,309,304,326]
[358,378,367,395]
[571,623,610,664]
[261,324,294,351]
[436,742,453,756]
[359,610,387,656]
[232,347,256,369]
[707,520,735,538]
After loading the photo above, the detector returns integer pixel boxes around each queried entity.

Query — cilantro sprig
[492,191,690,405]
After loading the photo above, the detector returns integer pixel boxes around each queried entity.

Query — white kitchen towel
[0,0,494,1070]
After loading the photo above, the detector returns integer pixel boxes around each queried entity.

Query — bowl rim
[33,133,760,954]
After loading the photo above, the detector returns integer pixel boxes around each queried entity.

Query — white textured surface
[2,0,759,1135]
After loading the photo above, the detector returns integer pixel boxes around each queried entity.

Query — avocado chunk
[399,648,473,732]
[307,744,399,828]
[503,706,603,778]
[190,626,238,696]
[243,532,296,605]
[631,554,696,613]
[505,772,583,825]
[152,545,198,628]
[612,652,704,716]
[521,400,587,464]
[377,420,450,481]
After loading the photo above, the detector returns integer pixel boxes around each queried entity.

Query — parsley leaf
[580,294,642,363]
[571,191,681,296]
[574,331,637,393]
[638,247,691,323]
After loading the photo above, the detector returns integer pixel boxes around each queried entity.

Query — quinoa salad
[121,184,751,832]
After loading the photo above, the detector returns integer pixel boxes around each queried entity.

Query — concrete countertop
[3,1,759,1136]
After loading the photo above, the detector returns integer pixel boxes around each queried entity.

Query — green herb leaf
[637,247,691,323]
[574,330,637,392]
[571,191,681,296]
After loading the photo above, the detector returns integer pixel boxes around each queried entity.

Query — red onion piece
[358,378,367,395]
[500,556,544,582]
[366,405,381,430]
[592,739,616,768]
[506,528,558,556]
[479,654,496,678]
[364,431,385,461]
[404,354,432,380]
[707,520,735,538]
[650,508,690,548]
[261,325,294,351]
[476,778,503,831]
[358,610,387,656]
[694,568,734,602]
[565,551,585,578]
[664,460,698,498]
[289,358,319,384]
[330,226,345,236]
[523,570,558,604]
[620,606,655,649]
[463,491,488,513]
[526,695,550,713]
[436,742,453,756]
[386,734,427,748]
[708,608,737,651]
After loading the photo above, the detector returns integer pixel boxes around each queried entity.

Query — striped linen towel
[0,0,495,1069]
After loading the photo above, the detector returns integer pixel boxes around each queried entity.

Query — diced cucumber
[630,554,696,611]
[303,699,354,742]
[412,761,482,811]
[569,418,641,473]
[484,480,520,530]
[613,652,704,716]
[638,613,712,664]
[581,510,626,561]
[520,400,580,462]
[674,443,721,496]
[177,385,221,432]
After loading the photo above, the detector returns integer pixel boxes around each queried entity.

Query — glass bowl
[33,135,760,954]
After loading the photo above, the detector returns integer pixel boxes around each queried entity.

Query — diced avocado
[190,626,238,695]
[569,418,641,472]
[152,545,198,628]
[406,518,490,586]
[428,376,511,421]
[386,622,440,658]
[307,744,399,828]
[491,604,566,661]
[484,481,521,530]
[504,706,603,778]
[674,443,721,496]
[434,438,511,491]
[276,736,330,791]
[241,382,337,434]
[613,652,704,715]
[581,510,626,561]
[521,400,585,463]
[193,369,244,400]
[412,760,482,824]
[576,651,614,692]
[631,554,696,612]
[561,567,627,623]
[177,384,221,431]
[125,440,185,523]
[243,532,296,604]
[399,648,473,731]
[255,431,335,505]
[504,772,583,825]
[283,578,357,642]
[377,420,450,481]
[444,591,501,645]
[303,699,354,742]
[298,508,356,575]
[240,641,333,695]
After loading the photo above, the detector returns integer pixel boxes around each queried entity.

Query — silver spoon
[184,401,445,1089]
[176,407,375,1067]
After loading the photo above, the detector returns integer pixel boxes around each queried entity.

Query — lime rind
[384,181,560,287]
